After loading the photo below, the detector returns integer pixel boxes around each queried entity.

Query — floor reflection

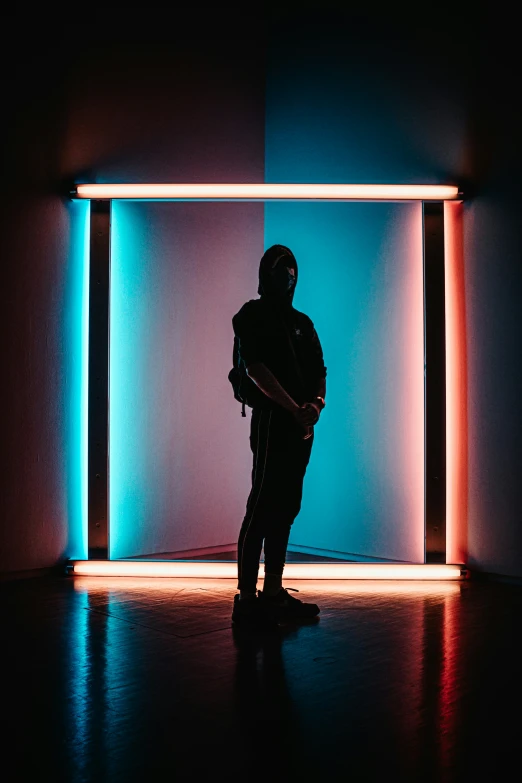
[71,578,464,778]
[231,622,305,774]
[68,590,89,781]
[6,576,521,780]
[73,576,461,596]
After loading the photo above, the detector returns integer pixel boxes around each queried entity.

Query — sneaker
[231,594,279,630]
[257,587,320,622]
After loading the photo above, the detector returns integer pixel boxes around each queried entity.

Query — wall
[1,13,265,573]
[264,12,463,561]
[263,8,522,577]
[2,8,521,576]
[464,186,522,577]
[1,33,88,572]
[458,16,522,577]
[264,201,424,562]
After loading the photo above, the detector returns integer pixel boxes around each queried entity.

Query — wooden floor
[2,574,521,782]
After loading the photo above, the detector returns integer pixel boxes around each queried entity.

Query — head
[258,244,298,309]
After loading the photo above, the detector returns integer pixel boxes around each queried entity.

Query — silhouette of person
[231,244,327,628]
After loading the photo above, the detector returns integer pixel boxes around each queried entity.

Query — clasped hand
[293,402,320,427]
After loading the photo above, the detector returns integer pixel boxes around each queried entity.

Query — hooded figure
[230,243,327,628]
[257,244,298,314]
[232,243,325,407]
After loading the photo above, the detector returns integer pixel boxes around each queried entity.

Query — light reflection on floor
[5,574,521,780]
[73,576,461,597]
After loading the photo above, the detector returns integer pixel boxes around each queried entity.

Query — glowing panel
[444,201,467,564]
[74,183,459,201]
[109,201,264,559]
[65,199,90,560]
[264,202,425,562]
[71,560,465,579]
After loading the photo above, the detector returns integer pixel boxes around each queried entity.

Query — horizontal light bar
[74,183,460,202]
[70,561,466,579]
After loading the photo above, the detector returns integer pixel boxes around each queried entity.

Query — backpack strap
[233,334,247,417]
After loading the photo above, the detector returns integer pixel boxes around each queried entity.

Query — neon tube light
[74,184,460,201]
[81,206,90,558]
[71,561,466,579]
[444,201,467,564]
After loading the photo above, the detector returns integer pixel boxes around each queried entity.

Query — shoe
[257,587,320,622]
[232,594,279,630]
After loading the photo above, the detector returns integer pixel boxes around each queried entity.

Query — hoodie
[257,244,298,314]
[232,244,327,407]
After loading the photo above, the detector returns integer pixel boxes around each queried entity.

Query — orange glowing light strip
[73,576,462,595]
[74,184,460,201]
[444,201,467,564]
[71,561,465,579]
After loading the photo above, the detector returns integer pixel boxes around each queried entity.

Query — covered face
[257,244,298,309]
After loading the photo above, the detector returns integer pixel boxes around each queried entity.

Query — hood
[257,244,298,313]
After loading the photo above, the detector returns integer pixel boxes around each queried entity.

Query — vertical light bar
[444,201,467,564]
[423,203,446,563]
[88,201,111,557]
[66,199,91,560]
[81,203,91,558]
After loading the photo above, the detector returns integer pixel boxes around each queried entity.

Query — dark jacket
[232,245,327,408]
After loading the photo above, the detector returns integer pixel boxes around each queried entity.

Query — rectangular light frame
[74,181,464,579]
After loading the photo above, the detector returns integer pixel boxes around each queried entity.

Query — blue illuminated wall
[262,19,435,561]
[264,18,464,186]
[265,203,424,562]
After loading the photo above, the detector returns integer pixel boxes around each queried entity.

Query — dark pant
[237,406,314,592]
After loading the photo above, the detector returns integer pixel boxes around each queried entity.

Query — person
[231,244,327,628]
